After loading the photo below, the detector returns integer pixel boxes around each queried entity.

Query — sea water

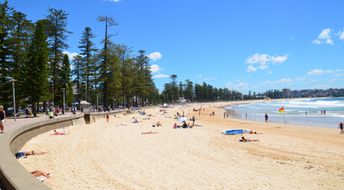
[224,97,344,128]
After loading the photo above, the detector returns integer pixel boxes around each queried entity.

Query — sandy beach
[18,102,344,190]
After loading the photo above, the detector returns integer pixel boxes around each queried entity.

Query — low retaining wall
[84,109,127,124]
[0,115,84,190]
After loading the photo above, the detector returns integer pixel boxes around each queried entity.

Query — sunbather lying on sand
[115,123,127,127]
[51,129,68,135]
[31,170,50,182]
[141,131,158,135]
[249,130,262,134]
[239,136,259,142]
[15,151,47,159]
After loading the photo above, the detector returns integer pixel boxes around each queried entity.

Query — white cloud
[319,28,331,39]
[247,65,257,73]
[226,81,248,90]
[245,53,288,72]
[63,51,78,61]
[150,64,160,73]
[271,55,288,64]
[278,78,293,84]
[203,77,215,81]
[148,52,162,61]
[246,54,270,65]
[307,69,334,75]
[263,78,293,86]
[152,74,169,79]
[339,31,344,41]
[312,39,321,44]
[105,0,121,2]
[312,28,334,45]
[258,63,269,70]
[197,74,215,81]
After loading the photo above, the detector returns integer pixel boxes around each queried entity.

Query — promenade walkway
[2,112,82,133]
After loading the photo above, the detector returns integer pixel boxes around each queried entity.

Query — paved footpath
[2,112,83,133]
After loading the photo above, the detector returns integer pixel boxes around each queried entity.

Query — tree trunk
[32,102,37,117]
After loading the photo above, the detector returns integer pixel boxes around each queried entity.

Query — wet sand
[18,102,344,190]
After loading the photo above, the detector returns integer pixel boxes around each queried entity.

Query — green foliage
[79,27,97,102]
[162,79,243,103]
[46,8,69,105]
[0,0,13,107]
[60,54,73,105]
[72,55,83,108]
[10,11,34,102]
[22,20,49,115]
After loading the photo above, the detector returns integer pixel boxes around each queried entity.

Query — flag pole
[283,110,286,127]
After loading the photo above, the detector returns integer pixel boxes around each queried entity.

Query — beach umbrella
[178,117,188,122]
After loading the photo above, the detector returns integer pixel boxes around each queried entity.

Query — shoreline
[223,97,344,129]
[17,102,344,190]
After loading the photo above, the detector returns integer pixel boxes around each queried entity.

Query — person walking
[0,106,6,134]
[264,113,268,122]
[339,122,343,134]
[192,116,195,126]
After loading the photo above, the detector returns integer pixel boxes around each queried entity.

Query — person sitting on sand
[239,136,259,142]
[132,117,139,123]
[156,121,163,127]
[15,151,47,159]
[31,170,50,182]
[248,130,261,134]
[173,123,180,129]
[182,121,188,128]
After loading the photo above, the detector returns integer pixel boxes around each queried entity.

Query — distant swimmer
[264,113,268,122]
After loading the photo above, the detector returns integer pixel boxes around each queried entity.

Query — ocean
[224,97,344,128]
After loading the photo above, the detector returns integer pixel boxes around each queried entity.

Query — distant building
[282,88,291,98]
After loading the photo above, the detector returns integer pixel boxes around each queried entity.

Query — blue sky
[7,0,344,93]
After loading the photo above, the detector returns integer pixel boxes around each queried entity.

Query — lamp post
[10,79,17,121]
[62,88,66,114]
[96,94,99,112]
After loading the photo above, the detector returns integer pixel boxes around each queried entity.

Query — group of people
[173,121,192,129]
[47,107,60,119]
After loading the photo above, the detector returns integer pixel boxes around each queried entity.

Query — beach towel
[178,117,188,122]
[222,129,250,135]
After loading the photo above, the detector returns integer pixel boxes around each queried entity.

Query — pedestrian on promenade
[0,105,6,134]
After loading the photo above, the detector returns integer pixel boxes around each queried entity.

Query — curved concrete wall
[0,115,84,190]
[84,110,127,124]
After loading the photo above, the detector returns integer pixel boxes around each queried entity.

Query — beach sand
[18,102,344,190]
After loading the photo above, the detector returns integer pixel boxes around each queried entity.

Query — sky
[5,0,344,93]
